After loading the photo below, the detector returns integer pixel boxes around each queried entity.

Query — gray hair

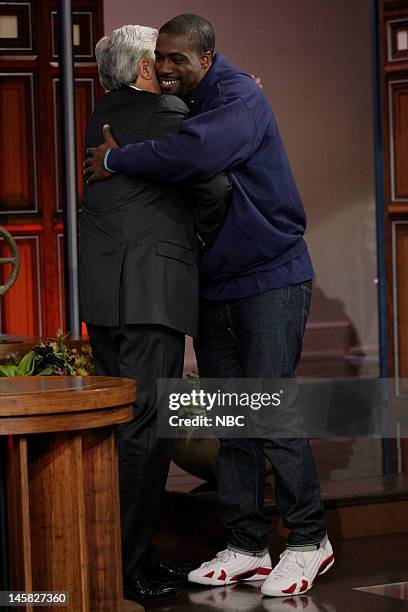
[95,24,158,91]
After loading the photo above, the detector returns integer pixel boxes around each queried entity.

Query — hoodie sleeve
[107,95,261,182]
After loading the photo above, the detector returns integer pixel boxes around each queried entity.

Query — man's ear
[138,58,153,80]
[200,51,213,70]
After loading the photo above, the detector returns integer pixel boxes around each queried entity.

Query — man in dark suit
[79,24,230,604]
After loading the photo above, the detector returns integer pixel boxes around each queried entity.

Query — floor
[124,532,408,611]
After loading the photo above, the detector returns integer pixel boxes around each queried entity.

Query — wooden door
[379,1,408,470]
[379,1,408,379]
[0,0,103,337]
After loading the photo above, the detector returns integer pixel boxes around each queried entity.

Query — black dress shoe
[147,561,195,585]
[123,578,178,603]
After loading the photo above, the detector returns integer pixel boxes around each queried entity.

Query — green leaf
[15,351,36,376]
[37,368,53,376]
[0,364,16,377]
[75,368,89,377]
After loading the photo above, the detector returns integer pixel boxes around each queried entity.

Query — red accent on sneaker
[230,569,258,581]
[204,571,214,578]
[257,567,272,575]
[317,554,334,575]
[299,579,309,593]
[282,582,297,594]
[217,570,227,581]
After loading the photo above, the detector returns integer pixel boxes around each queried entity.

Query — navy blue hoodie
[108,53,313,299]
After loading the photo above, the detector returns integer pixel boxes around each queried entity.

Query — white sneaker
[261,538,334,597]
[188,548,272,586]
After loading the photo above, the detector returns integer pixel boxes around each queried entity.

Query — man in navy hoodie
[84,13,334,598]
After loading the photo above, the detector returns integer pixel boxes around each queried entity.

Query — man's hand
[250,74,263,90]
[83,124,119,184]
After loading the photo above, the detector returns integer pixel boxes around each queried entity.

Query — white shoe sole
[261,554,334,597]
[188,566,272,586]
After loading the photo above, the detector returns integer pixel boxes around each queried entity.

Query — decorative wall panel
[0,73,38,214]
[0,2,32,51]
[392,222,408,380]
[51,11,94,58]
[389,80,408,202]
[387,18,408,62]
[0,235,42,336]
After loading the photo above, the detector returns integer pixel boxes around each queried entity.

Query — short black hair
[159,14,215,56]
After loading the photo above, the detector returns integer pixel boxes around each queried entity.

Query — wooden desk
[0,376,135,611]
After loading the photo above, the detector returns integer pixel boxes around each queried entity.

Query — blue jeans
[194,282,327,553]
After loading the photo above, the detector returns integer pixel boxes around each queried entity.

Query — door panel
[0,73,37,213]
[389,80,408,200]
[0,235,42,336]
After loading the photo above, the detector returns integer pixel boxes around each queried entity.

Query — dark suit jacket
[79,88,230,337]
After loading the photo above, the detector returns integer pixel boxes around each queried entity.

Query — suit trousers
[87,320,185,583]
